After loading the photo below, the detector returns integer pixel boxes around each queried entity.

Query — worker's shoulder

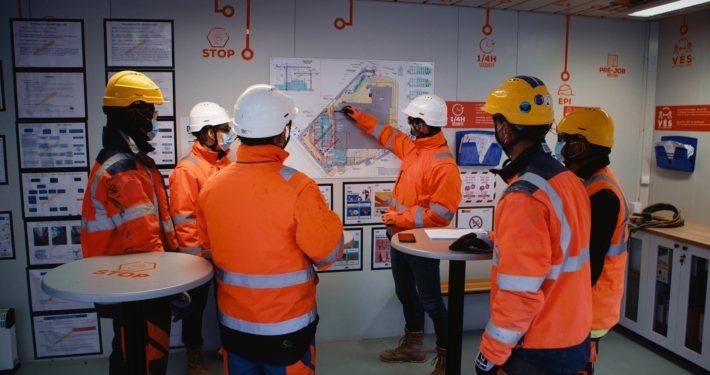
[276,165,315,191]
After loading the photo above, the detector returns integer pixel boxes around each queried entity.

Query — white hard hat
[187,102,233,133]
[401,94,447,127]
[233,84,298,138]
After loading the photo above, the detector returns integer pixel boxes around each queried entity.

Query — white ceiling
[359,0,710,20]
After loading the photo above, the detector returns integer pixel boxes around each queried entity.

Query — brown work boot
[430,346,446,375]
[379,327,427,363]
[187,347,213,375]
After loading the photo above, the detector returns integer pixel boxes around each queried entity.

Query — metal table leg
[447,260,466,375]
[122,300,147,375]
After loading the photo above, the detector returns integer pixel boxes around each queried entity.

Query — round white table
[390,229,492,375]
[42,251,214,375]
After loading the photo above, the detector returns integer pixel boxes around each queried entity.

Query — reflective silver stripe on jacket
[583,174,630,256]
[182,155,199,165]
[162,220,174,232]
[434,152,454,160]
[430,203,454,221]
[179,245,201,255]
[313,234,345,267]
[496,273,545,293]
[90,154,129,220]
[415,206,425,228]
[173,214,196,225]
[218,306,317,336]
[278,166,298,182]
[81,202,155,232]
[387,129,402,151]
[485,320,524,345]
[389,197,407,211]
[216,266,315,288]
[372,121,386,141]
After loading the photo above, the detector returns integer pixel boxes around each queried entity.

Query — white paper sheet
[106,21,173,67]
[29,269,94,312]
[424,228,487,240]
[33,313,101,358]
[147,121,176,166]
[0,213,13,259]
[19,123,88,169]
[16,72,86,119]
[13,20,84,68]
[22,172,87,217]
[26,220,83,265]
[108,71,174,117]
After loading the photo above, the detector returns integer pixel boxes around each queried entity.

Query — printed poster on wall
[27,269,94,312]
[18,123,89,169]
[456,207,494,231]
[444,102,494,128]
[318,228,362,273]
[160,169,173,197]
[33,312,102,358]
[0,212,15,260]
[318,183,333,211]
[15,72,86,119]
[25,220,83,265]
[371,227,391,270]
[655,105,710,132]
[147,121,176,166]
[21,171,87,218]
[0,135,7,184]
[12,20,85,68]
[460,171,496,204]
[105,20,174,68]
[342,181,394,226]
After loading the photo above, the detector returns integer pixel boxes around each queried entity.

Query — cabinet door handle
[682,246,688,250]
[680,254,686,265]
[674,244,680,248]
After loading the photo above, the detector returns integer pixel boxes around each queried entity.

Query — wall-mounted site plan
[270,58,435,178]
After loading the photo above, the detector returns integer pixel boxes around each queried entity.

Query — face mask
[146,119,160,141]
[218,128,237,151]
[554,141,566,163]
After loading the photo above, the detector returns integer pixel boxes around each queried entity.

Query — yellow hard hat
[556,107,614,148]
[103,71,167,107]
[480,76,554,126]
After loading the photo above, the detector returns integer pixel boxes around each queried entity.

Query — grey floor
[15,329,710,374]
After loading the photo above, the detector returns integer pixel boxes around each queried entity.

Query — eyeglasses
[408,117,425,126]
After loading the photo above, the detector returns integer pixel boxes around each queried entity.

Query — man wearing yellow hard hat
[473,76,592,375]
[555,108,629,375]
[80,71,182,375]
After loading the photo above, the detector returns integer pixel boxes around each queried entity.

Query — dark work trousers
[182,280,212,348]
[500,352,578,375]
[579,337,601,375]
[96,298,172,375]
[390,246,448,348]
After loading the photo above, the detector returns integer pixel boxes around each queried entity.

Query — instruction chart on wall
[460,171,496,203]
[26,220,83,265]
[18,122,88,169]
[22,172,87,217]
[343,181,394,226]
[318,228,362,273]
[28,269,94,312]
[33,312,101,358]
[270,58,434,178]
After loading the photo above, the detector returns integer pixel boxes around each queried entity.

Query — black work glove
[475,351,500,375]
[341,106,362,121]
[165,291,194,322]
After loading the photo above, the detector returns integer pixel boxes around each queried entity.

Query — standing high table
[42,251,214,375]
[390,229,492,375]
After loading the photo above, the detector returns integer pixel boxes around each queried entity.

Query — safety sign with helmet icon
[461,171,496,203]
[456,207,494,232]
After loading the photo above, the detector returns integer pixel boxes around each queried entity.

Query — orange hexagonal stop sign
[118,262,157,272]
[207,27,230,48]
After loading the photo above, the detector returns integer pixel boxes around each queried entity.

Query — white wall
[650,10,710,224]
[0,0,652,364]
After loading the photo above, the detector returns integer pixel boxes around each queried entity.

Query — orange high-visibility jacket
[169,142,231,257]
[81,128,177,257]
[196,144,344,336]
[583,166,629,333]
[353,114,462,232]
[481,144,592,371]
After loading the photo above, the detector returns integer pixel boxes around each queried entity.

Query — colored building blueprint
[270,58,435,178]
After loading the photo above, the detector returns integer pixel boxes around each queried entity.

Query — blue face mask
[554,141,566,163]
[219,128,237,151]
[147,119,160,141]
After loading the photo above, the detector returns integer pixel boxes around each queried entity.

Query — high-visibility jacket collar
[493,142,554,184]
[192,141,228,165]
[573,155,611,182]
[412,131,448,150]
[236,144,289,164]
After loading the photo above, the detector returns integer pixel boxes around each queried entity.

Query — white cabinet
[621,230,710,370]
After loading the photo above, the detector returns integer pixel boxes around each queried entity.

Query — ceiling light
[629,0,710,17]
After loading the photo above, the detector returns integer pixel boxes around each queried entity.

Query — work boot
[430,346,446,375]
[379,327,427,363]
[187,347,213,375]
